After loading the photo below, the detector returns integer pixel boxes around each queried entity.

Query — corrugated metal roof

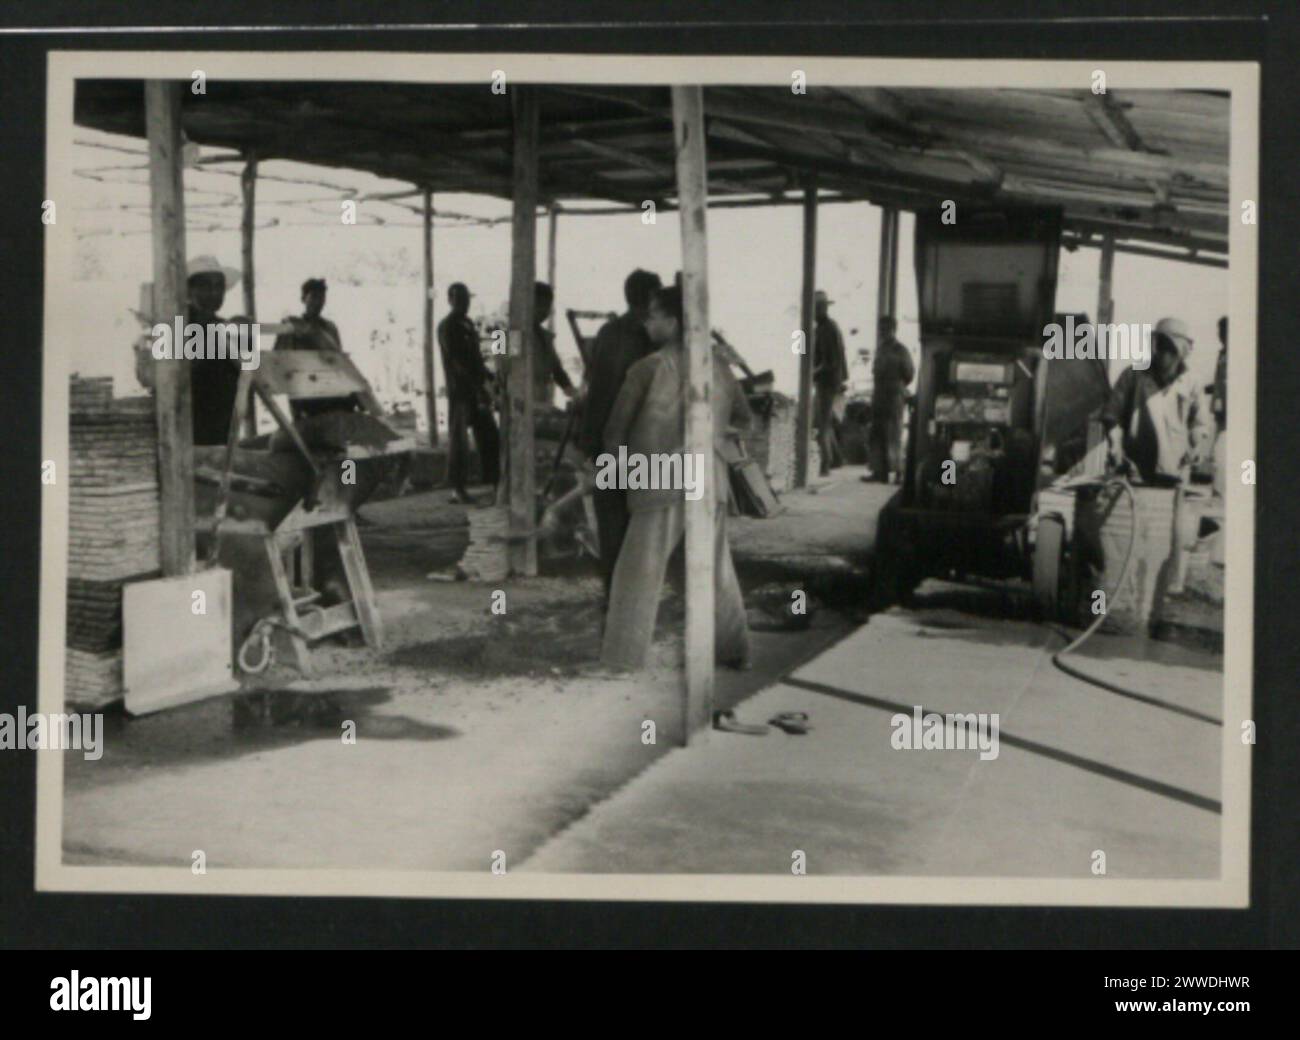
[73,81,1229,256]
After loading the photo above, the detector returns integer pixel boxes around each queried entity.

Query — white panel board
[123,567,239,715]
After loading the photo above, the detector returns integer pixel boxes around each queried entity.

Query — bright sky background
[66,128,1228,433]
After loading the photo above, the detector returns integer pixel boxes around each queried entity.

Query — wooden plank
[337,517,384,649]
[671,84,714,744]
[264,535,313,675]
[793,177,818,489]
[422,188,438,445]
[506,87,539,576]
[208,367,254,566]
[145,80,196,577]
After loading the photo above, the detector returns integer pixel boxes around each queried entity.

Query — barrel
[1073,484,1177,635]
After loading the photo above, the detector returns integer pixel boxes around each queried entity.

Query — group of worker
[435,280,576,506]
[438,268,753,676]
[147,255,365,445]
[161,253,1230,676]
[810,299,1229,492]
[809,289,915,484]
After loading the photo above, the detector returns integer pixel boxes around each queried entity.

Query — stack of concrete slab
[460,503,509,582]
[744,395,819,494]
[65,377,161,707]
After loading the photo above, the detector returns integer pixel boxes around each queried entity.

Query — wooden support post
[793,175,818,489]
[145,80,195,577]
[240,157,257,319]
[876,207,891,329]
[876,205,899,352]
[672,85,714,743]
[1097,232,1116,324]
[546,203,558,332]
[884,207,900,319]
[1097,232,1116,375]
[239,154,258,438]
[506,87,539,576]
[422,188,438,445]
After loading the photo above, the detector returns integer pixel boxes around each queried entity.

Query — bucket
[1074,484,1176,634]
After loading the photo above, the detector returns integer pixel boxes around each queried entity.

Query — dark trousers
[814,383,842,475]
[592,485,630,598]
[447,395,500,493]
[868,405,903,480]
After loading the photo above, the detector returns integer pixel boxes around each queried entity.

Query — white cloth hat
[1155,316,1193,353]
[187,255,241,288]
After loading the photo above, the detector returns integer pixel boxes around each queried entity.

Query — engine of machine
[920,354,1034,513]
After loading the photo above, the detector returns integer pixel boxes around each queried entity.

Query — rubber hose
[1048,477,1140,693]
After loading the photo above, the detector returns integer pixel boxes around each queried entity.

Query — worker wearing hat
[185,255,248,446]
[1101,316,1205,485]
[811,290,848,476]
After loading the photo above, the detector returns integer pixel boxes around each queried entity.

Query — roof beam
[569,136,758,195]
[831,86,1004,185]
[1062,229,1226,269]
[1084,92,1150,152]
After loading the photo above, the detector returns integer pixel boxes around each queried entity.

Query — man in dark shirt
[275,278,379,419]
[868,315,916,483]
[811,290,849,476]
[1101,318,1203,485]
[185,256,245,446]
[531,281,576,408]
[437,282,499,505]
[580,268,662,595]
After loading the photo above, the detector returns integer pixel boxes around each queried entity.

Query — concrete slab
[731,465,895,563]
[521,599,1223,878]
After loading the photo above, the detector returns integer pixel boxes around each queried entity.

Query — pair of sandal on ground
[712,709,810,736]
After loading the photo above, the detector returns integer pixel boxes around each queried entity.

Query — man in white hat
[1100,316,1205,484]
[184,255,245,445]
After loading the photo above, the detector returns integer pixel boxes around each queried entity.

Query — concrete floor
[522,585,1223,877]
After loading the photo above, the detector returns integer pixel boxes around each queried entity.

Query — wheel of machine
[869,505,900,611]
[870,498,921,609]
[1033,514,1066,621]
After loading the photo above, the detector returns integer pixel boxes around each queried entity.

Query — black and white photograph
[29,49,1256,907]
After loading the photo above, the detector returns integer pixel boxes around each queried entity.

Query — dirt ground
[62,474,880,870]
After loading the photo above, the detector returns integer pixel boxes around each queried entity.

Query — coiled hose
[237,608,325,675]
[1046,477,1221,726]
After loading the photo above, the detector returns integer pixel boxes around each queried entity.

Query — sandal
[712,710,769,736]
[768,711,812,735]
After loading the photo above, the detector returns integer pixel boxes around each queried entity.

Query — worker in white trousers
[598,284,752,672]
